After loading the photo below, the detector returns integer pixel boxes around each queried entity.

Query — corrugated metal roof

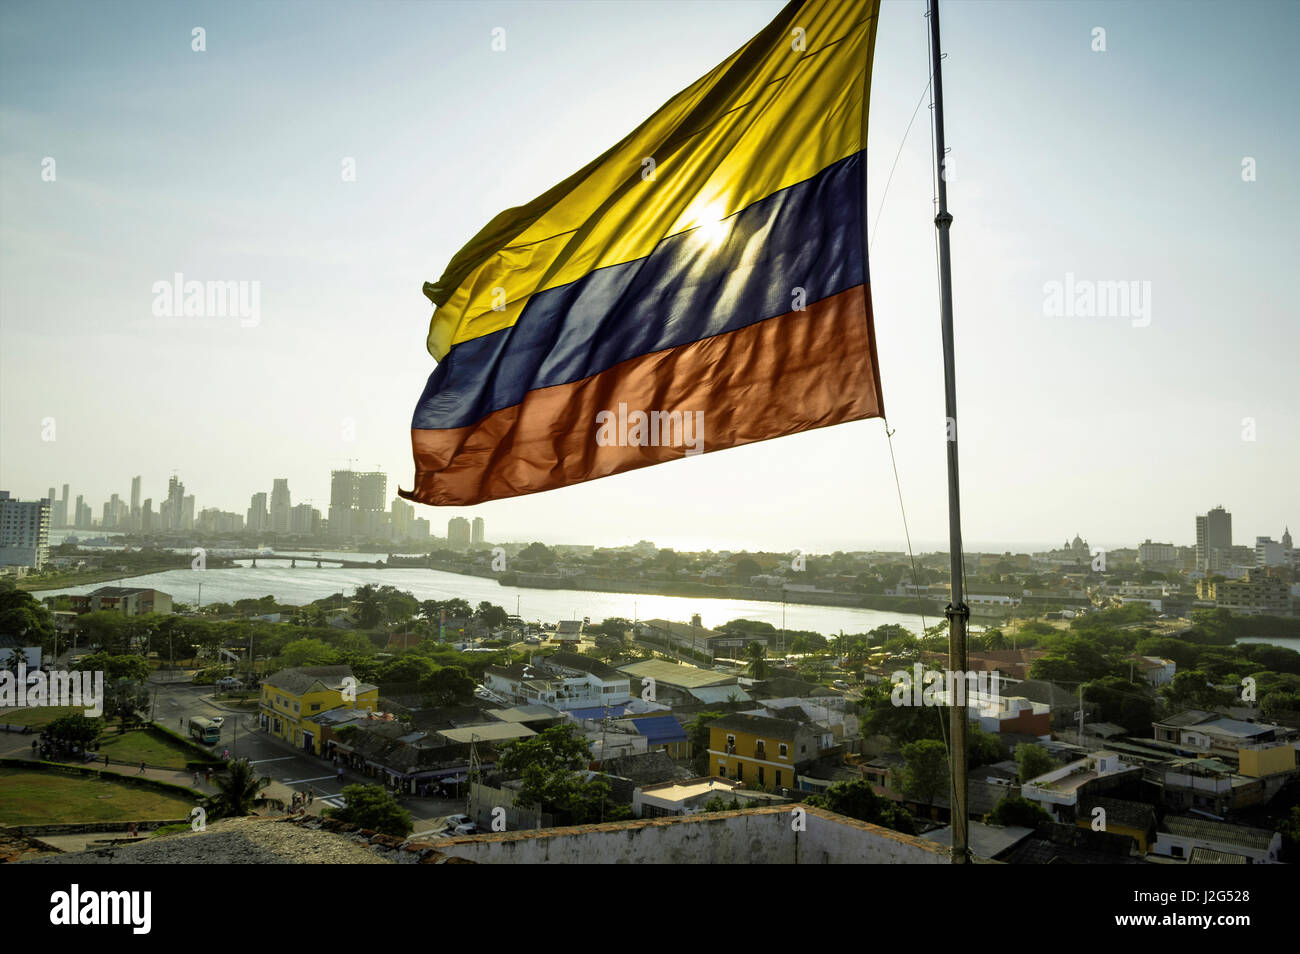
[688,685,751,704]
[630,717,687,745]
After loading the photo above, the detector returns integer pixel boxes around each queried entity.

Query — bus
[189,717,220,745]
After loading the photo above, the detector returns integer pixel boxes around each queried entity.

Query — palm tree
[205,758,283,819]
[744,641,769,680]
[986,629,1009,650]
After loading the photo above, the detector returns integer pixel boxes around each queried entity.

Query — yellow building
[1076,797,1156,854]
[1238,742,1296,778]
[705,713,820,792]
[260,665,378,755]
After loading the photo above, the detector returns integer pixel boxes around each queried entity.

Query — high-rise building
[141,498,153,532]
[447,517,470,549]
[58,484,69,528]
[270,479,292,533]
[74,494,91,529]
[289,503,320,535]
[0,491,51,568]
[247,492,269,533]
[471,516,485,545]
[181,495,195,531]
[328,470,388,540]
[130,476,141,527]
[166,476,186,532]
[391,497,414,540]
[1138,539,1177,567]
[1195,506,1232,571]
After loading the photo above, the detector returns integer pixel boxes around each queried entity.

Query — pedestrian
[31,740,37,755]
[127,822,137,837]
[193,770,200,785]
[104,753,109,767]
[179,716,184,727]
[139,760,146,774]
[336,767,343,782]
[205,767,211,783]
[308,791,314,806]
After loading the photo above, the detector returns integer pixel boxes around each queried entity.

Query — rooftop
[618,658,739,690]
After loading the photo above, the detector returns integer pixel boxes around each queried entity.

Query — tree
[733,557,760,581]
[475,602,509,628]
[44,713,102,750]
[803,779,916,834]
[421,665,475,706]
[967,725,1004,768]
[1015,742,1056,783]
[353,585,384,629]
[0,585,55,654]
[103,678,150,731]
[685,710,724,774]
[744,641,770,679]
[497,724,613,823]
[1084,676,1156,734]
[986,795,1051,828]
[1162,670,1234,711]
[206,758,282,817]
[74,610,132,655]
[322,784,413,837]
[900,739,949,806]
[279,638,337,668]
[378,655,437,685]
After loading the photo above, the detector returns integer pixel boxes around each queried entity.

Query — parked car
[208,716,225,728]
[215,676,242,690]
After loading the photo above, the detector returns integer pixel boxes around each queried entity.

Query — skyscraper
[270,478,291,533]
[328,470,387,540]
[247,492,269,533]
[166,476,185,532]
[471,516,484,545]
[59,484,69,528]
[1195,506,1232,572]
[130,476,141,528]
[447,517,470,549]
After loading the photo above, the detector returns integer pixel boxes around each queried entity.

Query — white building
[0,491,51,569]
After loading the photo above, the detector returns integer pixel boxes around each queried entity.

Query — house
[260,665,379,755]
[543,652,631,706]
[68,586,172,617]
[1152,815,1282,863]
[1126,655,1176,686]
[618,658,748,707]
[975,695,1051,739]
[553,620,585,644]
[632,777,754,817]
[483,659,628,711]
[1153,710,1282,758]
[1075,796,1157,853]
[1020,751,1140,819]
[705,713,823,791]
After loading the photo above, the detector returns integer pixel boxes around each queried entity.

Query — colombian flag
[402,0,883,507]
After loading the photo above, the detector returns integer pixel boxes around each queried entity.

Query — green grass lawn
[0,767,196,826]
[96,728,202,770]
[0,706,82,729]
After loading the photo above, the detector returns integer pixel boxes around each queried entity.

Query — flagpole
[927,0,970,864]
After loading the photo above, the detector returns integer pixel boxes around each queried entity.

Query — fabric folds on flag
[402,0,883,507]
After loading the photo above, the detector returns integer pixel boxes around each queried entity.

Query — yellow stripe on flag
[426,0,879,360]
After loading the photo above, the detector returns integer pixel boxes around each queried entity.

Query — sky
[1,0,1296,555]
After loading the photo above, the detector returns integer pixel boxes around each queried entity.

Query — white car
[208,716,225,728]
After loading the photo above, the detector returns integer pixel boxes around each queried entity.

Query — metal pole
[927,0,970,864]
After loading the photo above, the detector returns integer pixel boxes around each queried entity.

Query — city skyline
[3,1,1298,557]
[14,469,1295,559]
